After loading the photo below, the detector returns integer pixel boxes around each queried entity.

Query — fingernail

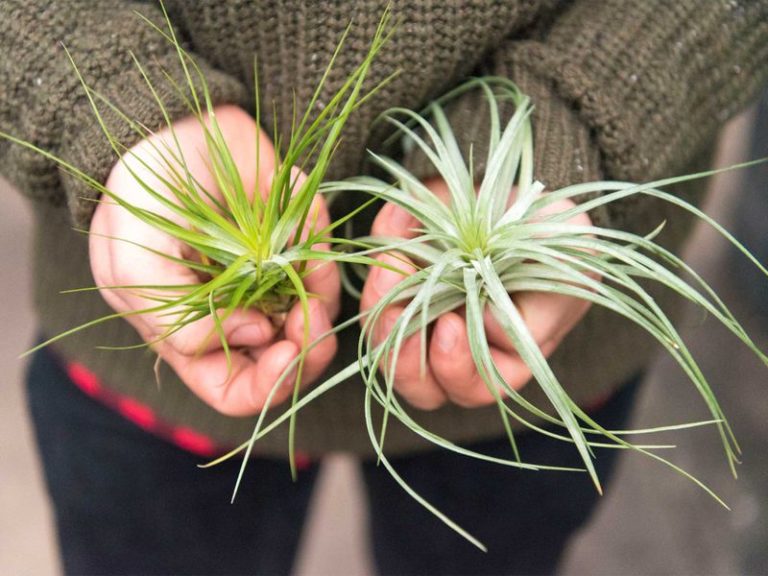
[437,322,458,353]
[230,323,263,344]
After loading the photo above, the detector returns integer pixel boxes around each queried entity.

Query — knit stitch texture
[2,0,766,455]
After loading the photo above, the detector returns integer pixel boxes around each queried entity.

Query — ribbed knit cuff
[60,57,246,228]
[401,65,611,228]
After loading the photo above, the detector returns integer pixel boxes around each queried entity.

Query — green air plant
[219,77,768,550]
[1,7,395,476]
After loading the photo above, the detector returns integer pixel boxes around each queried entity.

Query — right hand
[91,105,340,416]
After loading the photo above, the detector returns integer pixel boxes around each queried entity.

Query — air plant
[336,77,768,545]
[2,6,394,476]
[217,78,768,550]
[3,4,767,553]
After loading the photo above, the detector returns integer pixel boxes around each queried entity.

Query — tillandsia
[2,3,767,553]
[1,6,396,476]
[332,77,768,545]
[217,77,768,549]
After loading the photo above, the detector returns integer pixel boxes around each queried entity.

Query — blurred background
[1,96,766,575]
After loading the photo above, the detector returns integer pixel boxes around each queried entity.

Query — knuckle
[309,334,337,365]
[306,259,338,287]
[311,197,330,224]
[167,330,202,356]
[211,397,255,418]
[407,395,446,411]
[539,338,559,358]
[325,297,341,321]
[450,391,495,409]
[216,105,255,129]
[97,287,123,312]
[135,323,157,345]
[90,262,113,288]
[110,267,136,288]
[209,396,241,417]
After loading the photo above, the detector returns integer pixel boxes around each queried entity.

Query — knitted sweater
[2,0,766,457]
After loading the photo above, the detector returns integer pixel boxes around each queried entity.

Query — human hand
[360,177,594,410]
[91,106,339,416]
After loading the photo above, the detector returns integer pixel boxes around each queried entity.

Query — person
[2,1,767,574]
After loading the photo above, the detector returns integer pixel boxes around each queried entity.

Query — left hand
[94,106,339,417]
[360,177,595,411]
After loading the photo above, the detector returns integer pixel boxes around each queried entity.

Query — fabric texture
[26,348,318,576]
[26,346,640,575]
[3,0,768,456]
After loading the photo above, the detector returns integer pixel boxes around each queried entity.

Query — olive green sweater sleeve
[406,0,768,229]
[0,0,246,227]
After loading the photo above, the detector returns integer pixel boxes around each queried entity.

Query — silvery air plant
[3,7,767,551]
[294,77,765,549]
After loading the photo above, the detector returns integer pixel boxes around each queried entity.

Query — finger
[242,299,337,411]
[302,251,341,320]
[111,106,268,217]
[505,185,520,209]
[488,346,534,393]
[209,105,274,201]
[515,290,591,350]
[429,320,535,406]
[481,294,566,354]
[163,308,276,356]
[483,306,517,354]
[371,201,421,239]
[275,179,340,319]
[286,171,320,246]
[250,340,301,410]
[283,299,337,385]
[434,339,535,405]
[483,197,595,354]
[429,312,496,407]
[299,196,340,318]
[374,307,446,411]
[294,192,331,243]
[160,345,266,417]
[104,229,276,355]
[532,196,592,228]
[360,252,416,313]
[420,176,452,205]
[483,293,586,356]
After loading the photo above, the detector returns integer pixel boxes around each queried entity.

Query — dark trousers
[26,348,639,575]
